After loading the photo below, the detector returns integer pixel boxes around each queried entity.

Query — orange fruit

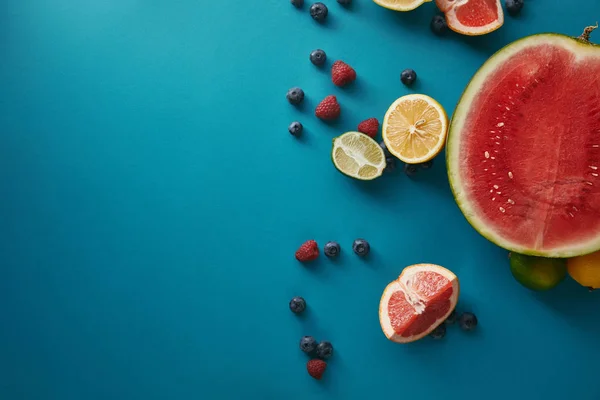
[435,0,504,36]
[379,264,459,343]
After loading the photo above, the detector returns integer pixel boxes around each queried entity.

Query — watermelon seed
[492,197,496,201]
[590,165,598,170]
[493,185,499,189]
[499,207,506,213]
[586,182,594,185]
[497,122,505,127]
[491,156,496,160]
[569,212,575,218]
[506,107,510,111]
[508,199,515,204]
[592,173,599,177]
[485,151,490,158]
[508,172,514,179]
[593,145,600,148]
[497,191,502,195]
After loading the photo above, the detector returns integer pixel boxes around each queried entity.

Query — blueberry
[420,159,433,169]
[291,0,304,7]
[289,296,306,314]
[352,239,370,257]
[316,341,334,359]
[404,163,418,177]
[384,157,396,173]
[310,49,327,66]
[286,87,305,105]
[458,312,478,331]
[430,324,446,339]
[430,14,448,35]
[445,310,457,325]
[300,336,317,354]
[310,2,328,22]
[288,121,303,137]
[505,0,524,16]
[379,141,392,158]
[400,69,417,86]
[337,0,351,4]
[324,241,341,258]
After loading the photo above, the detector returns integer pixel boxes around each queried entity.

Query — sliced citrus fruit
[379,264,459,343]
[435,0,504,36]
[382,94,448,164]
[373,0,431,11]
[332,131,386,180]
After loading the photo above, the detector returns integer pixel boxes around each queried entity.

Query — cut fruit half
[435,0,504,36]
[382,94,448,164]
[373,0,431,11]
[332,131,386,180]
[379,264,459,343]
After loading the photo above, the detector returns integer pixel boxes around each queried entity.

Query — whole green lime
[509,253,567,291]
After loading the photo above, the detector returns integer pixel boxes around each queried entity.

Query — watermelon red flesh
[387,271,453,337]
[458,41,600,254]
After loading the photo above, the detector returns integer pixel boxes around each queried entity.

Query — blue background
[1,1,600,399]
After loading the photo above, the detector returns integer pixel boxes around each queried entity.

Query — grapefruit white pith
[379,264,459,343]
[435,0,504,36]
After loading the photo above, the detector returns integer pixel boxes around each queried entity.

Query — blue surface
[1,1,600,399]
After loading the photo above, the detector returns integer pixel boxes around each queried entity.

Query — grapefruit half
[447,26,600,258]
[435,0,503,36]
[379,264,459,343]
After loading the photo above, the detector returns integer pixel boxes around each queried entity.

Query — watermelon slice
[447,26,600,258]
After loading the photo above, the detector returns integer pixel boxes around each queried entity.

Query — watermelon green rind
[446,31,600,258]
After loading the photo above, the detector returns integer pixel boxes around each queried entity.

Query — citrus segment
[372,0,431,12]
[379,264,459,343]
[332,132,386,180]
[436,0,503,36]
[382,94,448,164]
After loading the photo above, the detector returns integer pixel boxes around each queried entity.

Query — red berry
[357,118,379,138]
[331,61,356,87]
[295,240,319,262]
[315,96,341,120]
[307,359,327,380]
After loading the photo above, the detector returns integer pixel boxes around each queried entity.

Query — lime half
[332,132,386,180]
[509,253,567,291]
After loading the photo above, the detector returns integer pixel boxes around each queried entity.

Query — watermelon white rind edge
[446,32,600,258]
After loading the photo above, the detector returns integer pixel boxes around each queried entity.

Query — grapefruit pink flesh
[379,265,459,343]
[448,33,600,257]
[436,0,503,36]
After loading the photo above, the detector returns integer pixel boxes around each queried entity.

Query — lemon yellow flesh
[382,94,448,164]
[372,0,430,12]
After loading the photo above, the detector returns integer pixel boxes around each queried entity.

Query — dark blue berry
[379,141,392,158]
[291,0,304,7]
[384,157,396,173]
[400,69,417,86]
[288,121,303,137]
[445,310,457,325]
[352,239,370,257]
[458,312,478,331]
[316,341,333,359]
[430,14,448,35]
[286,87,305,105]
[289,296,306,314]
[430,324,446,339]
[324,241,340,258]
[300,336,317,354]
[404,163,418,177]
[310,2,328,22]
[505,0,524,16]
[310,49,327,66]
[337,0,351,4]
[420,159,433,169]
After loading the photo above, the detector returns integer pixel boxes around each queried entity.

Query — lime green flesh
[446,31,600,258]
[509,253,567,291]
